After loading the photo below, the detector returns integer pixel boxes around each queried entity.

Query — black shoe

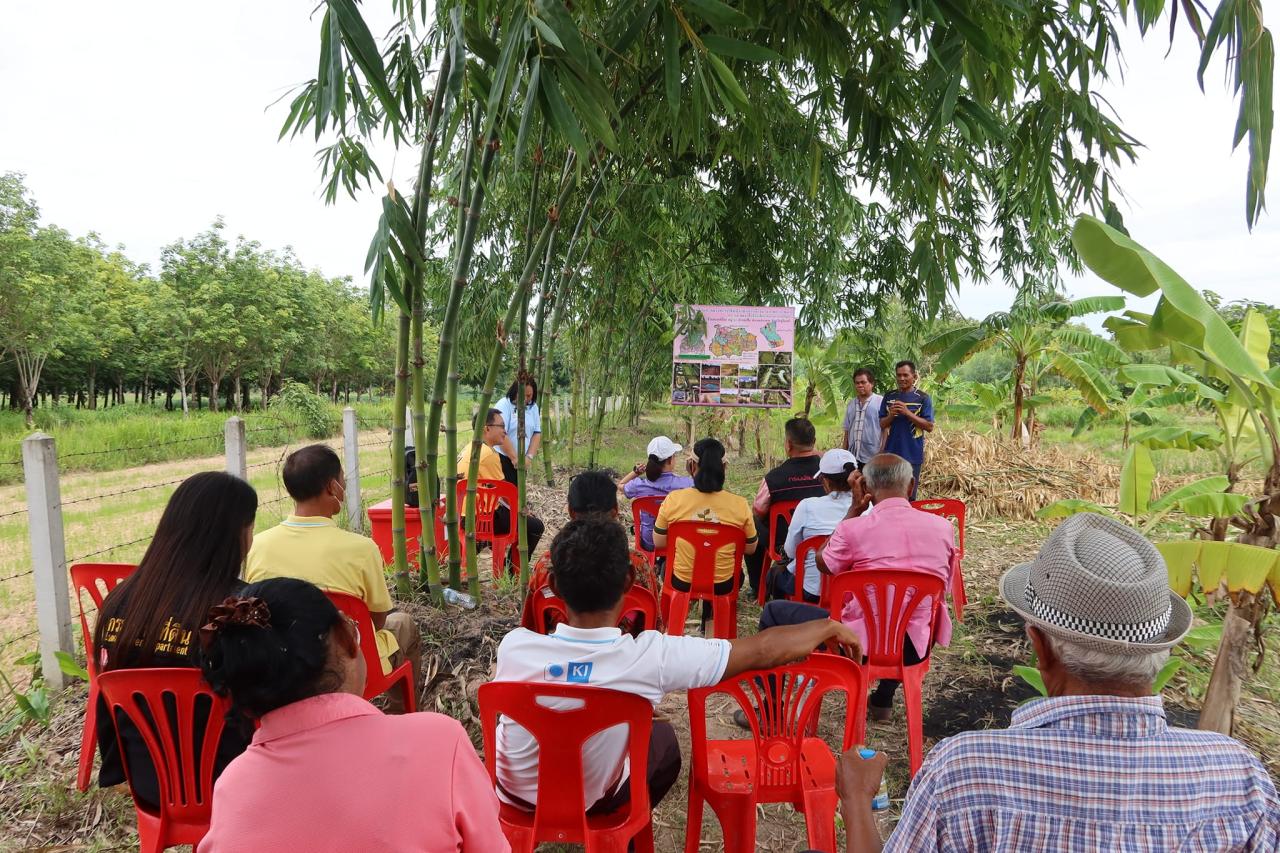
[732,709,753,731]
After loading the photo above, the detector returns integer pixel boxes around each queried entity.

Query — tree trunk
[1198,591,1266,735]
[87,365,97,411]
[1011,358,1025,443]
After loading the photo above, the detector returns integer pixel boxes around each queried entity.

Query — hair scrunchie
[199,596,272,651]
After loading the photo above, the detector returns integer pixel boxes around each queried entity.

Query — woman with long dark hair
[617,435,693,555]
[198,578,504,852]
[651,438,757,622]
[94,471,258,807]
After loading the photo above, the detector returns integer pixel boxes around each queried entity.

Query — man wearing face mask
[246,444,422,711]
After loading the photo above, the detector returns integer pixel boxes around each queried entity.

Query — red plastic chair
[912,499,968,621]
[478,682,656,852]
[323,592,416,713]
[96,668,231,853]
[629,495,665,568]
[685,653,865,853]
[661,520,746,640]
[789,535,830,605]
[70,562,137,792]
[458,478,522,578]
[826,569,945,775]
[531,584,661,635]
[758,499,801,604]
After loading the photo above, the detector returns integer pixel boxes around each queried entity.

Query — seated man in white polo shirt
[492,513,861,813]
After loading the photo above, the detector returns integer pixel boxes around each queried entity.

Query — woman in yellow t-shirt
[652,438,757,606]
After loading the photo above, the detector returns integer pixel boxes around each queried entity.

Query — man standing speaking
[842,367,883,468]
[879,360,934,499]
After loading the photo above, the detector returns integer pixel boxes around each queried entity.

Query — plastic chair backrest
[911,499,966,557]
[791,535,830,603]
[825,570,945,667]
[457,478,518,541]
[70,562,136,663]
[323,592,384,689]
[688,653,863,789]
[766,499,801,562]
[662,520,746,596]
[630,495,665,555]
[479,682,653,840]
[530,584,660,635]
[96,668,230,824]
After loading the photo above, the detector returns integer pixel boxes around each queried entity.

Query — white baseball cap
[646,436,683,460]
[815,448,857,477]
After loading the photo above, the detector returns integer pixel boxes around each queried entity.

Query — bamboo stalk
[390,307,412,596]
[534,172,609,486]
[462,171,580,589]
[406,51,458,602]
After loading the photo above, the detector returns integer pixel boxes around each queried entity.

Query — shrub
[272,383,336,438]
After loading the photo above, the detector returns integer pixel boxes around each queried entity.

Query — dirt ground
[2,476,1278,852]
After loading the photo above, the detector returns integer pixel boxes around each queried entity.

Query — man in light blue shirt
[842,368,883,467]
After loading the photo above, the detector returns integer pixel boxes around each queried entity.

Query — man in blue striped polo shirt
[841,513,1278,851]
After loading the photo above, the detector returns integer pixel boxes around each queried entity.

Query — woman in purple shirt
[618,435,693,554]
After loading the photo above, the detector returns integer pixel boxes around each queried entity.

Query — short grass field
[0,399,1276,850]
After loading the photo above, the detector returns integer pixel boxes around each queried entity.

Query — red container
[366,498,424,567]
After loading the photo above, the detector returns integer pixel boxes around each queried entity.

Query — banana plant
[1038,442,1249,532]
[924,286,1127,442]
[1156,539,1280,734]
[1074,215,1280,548]
[1073,214,1280,736]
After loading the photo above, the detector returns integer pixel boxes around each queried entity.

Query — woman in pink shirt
[198,578,507,852]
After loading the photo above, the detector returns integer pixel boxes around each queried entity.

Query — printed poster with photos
[671,304,795,408]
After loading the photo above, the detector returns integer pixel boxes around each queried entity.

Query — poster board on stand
[671,305,795,408]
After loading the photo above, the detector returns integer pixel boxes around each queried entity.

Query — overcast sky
[2,1,1275,327]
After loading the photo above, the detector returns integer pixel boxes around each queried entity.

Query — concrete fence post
[224,416,247,480]
[343,407,363,533]
[22,433,72,688]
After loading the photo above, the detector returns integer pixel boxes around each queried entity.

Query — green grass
[0,401,401,486]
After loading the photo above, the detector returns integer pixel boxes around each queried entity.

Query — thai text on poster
[671,304,795,408]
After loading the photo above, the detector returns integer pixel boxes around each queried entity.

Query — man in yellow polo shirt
[246,444,421,711]
[457,408,544,570]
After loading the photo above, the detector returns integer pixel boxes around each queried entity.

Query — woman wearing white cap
[618,435,694,557]
[765,448,858,603]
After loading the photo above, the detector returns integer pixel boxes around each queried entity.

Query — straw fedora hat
[1000,512,1191,655]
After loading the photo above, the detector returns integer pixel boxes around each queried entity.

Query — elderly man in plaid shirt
[841,513,1279,852]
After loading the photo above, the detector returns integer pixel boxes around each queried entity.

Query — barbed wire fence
[1,408,397,687]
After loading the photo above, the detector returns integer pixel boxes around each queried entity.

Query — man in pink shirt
[756,453,956,721]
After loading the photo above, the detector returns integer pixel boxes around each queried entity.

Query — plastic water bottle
[442,588,475,609]
[859,748,890,810]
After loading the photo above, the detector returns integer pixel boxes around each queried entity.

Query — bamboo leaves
[325,0,403,134]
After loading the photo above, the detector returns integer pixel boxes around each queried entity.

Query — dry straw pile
[922,430,1120,521]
